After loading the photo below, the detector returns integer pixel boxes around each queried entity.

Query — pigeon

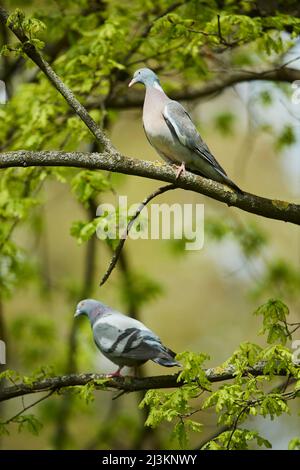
[75,299,180,376]
[128,67,241,192]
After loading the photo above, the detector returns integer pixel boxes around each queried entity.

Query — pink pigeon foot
[175,162,186,179]
[106,367,123,378]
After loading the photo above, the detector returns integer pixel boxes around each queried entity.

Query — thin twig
[2,390,55,425]
[288,324,300,335]
[217,14,240,48]
[280,55,300,69]
[99,183,176,286]
[217,15,224,43]
[112,390,127,400]
[197,376,297,449]
[226,405,248,450]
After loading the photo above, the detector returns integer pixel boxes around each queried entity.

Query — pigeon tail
[152,347,180,367]
[211,164,243,194]
[153,357,181,367]
[222,175,243,194]
[191,167,243,194]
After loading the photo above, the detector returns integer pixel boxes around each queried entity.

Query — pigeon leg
[106,366,123,378]
[175,162,185,179]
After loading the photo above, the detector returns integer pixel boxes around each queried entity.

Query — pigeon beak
[74,308,81,318]
[128,77,136,88]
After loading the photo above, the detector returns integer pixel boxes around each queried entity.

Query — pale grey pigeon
[75,299,180,376]
[129,68,241,192]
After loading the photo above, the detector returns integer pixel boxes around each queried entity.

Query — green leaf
[214,112,235,136]
[15,414,43,436]
[0,422,9,436]
[75,382,95,404]
[71,171,111,205]
[203,428,272,450]
[275,125,296,151]
[288,437,300,450]
[70,219,99,244]
[177,351,211,389]
[173,421,188,449]
[254,299,289,344]
[260,90,273,106]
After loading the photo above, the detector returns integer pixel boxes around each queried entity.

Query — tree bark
[0,150,299,225]
[1,361,298,403]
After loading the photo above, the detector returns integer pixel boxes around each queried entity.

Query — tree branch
[3,4,300,115]
[0,150,299,225]
[196,376,297,449]
[0,6,114,152]
[102,66,300,110]
[1,6,299,231]
[1,390,55,426]
[1,361,298,403]
[100,184,176,286]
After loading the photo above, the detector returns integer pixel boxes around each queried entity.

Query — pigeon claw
[106,367,123,378]
[175,162,186,179]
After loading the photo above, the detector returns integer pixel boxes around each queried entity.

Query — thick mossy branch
[0,150,299,225]
[1,361,298,402]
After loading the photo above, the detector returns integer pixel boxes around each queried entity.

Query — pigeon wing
[163,100,227,176]
[93,321,177,365]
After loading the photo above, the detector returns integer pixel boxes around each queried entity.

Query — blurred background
[0,0,299,450]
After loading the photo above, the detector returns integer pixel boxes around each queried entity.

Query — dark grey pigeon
[75,299,180,376]
[129,67,241,192]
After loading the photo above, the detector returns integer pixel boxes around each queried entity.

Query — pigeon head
[128,68,160,88]
[75,299,109,324]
